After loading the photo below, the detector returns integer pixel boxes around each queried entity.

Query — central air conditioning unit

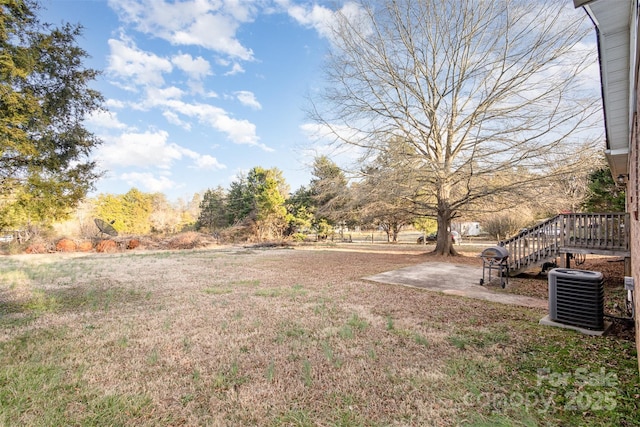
[548,268,604,331]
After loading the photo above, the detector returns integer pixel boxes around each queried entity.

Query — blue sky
[40,1,599,204]
[41,0,350,201]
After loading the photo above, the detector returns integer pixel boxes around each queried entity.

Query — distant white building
[452,222,481,237]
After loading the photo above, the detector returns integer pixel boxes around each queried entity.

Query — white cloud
[98,130,192,169]
[170,145,226,170]
[107,38,173,88]
[171,53,212,80]
[162,110,192,130]
[286,2,366,42]
[143,86,184,107]
[171,54,212,94]
[172,13,253,60]
[98,127,227,175]
[86,110,128,130]
[159,99,273,151]
[105,99,126,109]
[191,154,226,170]
[224,62,245,76]
[120,172,177,192]
[108,0,256,60]
[287,3,334,38]
[235,91,262,110]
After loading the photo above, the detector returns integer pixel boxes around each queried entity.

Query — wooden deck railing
[560,213,629,253]
[500,213,629,275]
[501,216,562,273]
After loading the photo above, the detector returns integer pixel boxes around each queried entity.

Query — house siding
[578,0,640,369]
[633,91,640,355]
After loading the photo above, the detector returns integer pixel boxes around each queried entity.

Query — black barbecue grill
[479,246,510,288]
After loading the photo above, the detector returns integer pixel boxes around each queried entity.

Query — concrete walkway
[364,262,547,309]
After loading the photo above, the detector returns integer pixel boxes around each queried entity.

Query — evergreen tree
[0,0,103,229]
[286,186,315,235]
[582,168,626,212]
[224,167,290,239]
[197,187,228,232]
[247,167,290,240]
[226,174,253,225]
[308,156,352,226]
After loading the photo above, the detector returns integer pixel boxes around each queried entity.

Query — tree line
[196,160,349,242]
[193,156,621,243]
[15,154,625,243]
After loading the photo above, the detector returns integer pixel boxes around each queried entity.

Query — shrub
[482,210,534,240]
[25,243,47,254]
[290,233,307,242]
[96,240,117,253]
[167,232,201,249]
[219,224,255,243]
[77,241,93,252]
[56,238,77,252]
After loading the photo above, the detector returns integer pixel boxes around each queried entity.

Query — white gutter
[574,0,633,179]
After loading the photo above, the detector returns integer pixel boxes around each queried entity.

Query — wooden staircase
[500,213,630,276]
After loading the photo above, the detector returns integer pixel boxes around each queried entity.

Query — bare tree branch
[309,0,601,255]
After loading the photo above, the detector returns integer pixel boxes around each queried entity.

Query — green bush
[291,233,307,242]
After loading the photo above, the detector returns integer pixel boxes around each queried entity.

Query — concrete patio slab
[364,262,547,309]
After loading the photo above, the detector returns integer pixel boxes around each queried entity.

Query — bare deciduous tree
[310,0,601,255]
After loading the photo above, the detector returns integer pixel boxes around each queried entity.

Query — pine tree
[0,0,103,229]
[197,187,228,232]
[583,168,626,212]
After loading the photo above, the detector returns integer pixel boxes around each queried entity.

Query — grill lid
[480,246,509,260]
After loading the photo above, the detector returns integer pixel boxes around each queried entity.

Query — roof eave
[576,0,633,178]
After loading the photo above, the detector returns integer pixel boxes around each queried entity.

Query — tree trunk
[432,203,458,256]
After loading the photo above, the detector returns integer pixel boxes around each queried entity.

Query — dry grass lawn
[1,243,638,426]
